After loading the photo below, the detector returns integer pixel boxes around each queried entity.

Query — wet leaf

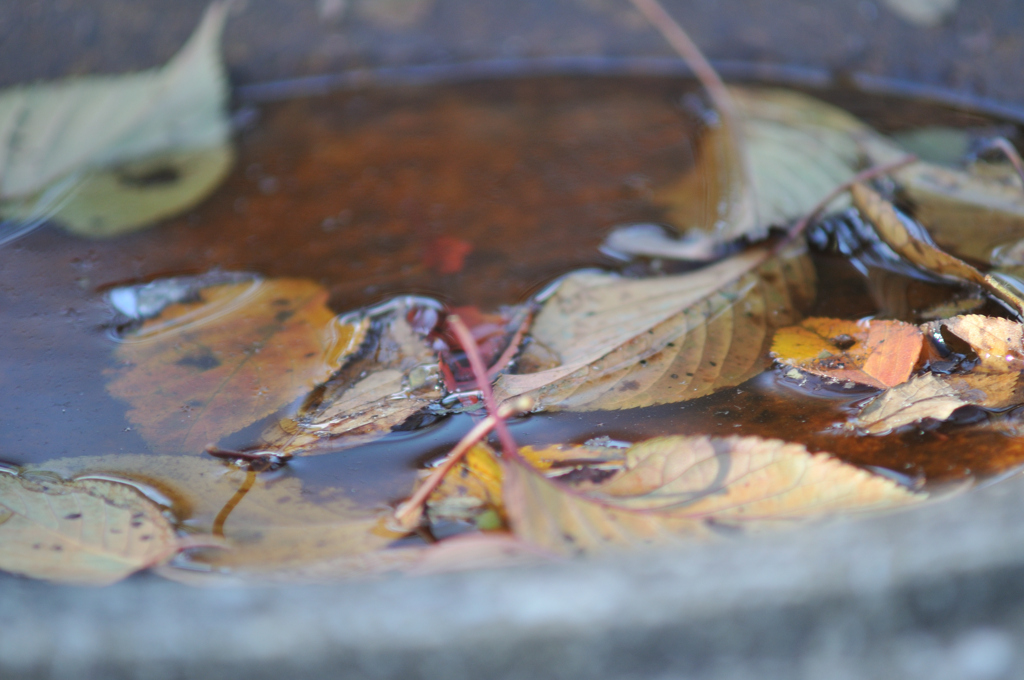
[255,298,444,456]
[851,183,1024,315]
[0,470,178,586]
[503,436,922,556]
[771,317,924,389]
[106,277,369,455]
[31,454,400,582]
[0,2,232,239]
[655,87,867,244]
[494,241,815,412]
[854,315,1024,433]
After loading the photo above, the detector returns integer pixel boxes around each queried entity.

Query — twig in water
[448,315,520,458]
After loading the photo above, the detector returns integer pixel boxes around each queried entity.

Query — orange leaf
[771,317,923,389]
[106,278,368,454]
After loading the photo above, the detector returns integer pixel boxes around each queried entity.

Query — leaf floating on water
[31,454,403,583]
[854,315,1024,433]
[771,317,924,389]
[503,435,923,556]
[0,471,178,586]
[256,298,444,457]
[106,277,369,455]
[0,2,232,239]
[494,242,815,412]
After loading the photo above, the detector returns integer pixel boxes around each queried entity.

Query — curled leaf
[106,276,368,455]
[503,435,923,556]
[851,183,1024,316]
[771,317,923,389]
[0,471,178,586]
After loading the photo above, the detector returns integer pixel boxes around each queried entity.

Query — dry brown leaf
[503,435,922,556]
[853,315,1024,433]
[494,242,815,412]
[255,298,444,457]
[851,183,1024,315]
[771,317,923,389]
[106,277,368,455]
[940,314,1024,372]
[0,471,178,586]
[30,454,401,581]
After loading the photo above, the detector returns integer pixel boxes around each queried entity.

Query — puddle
[1,71,1022,578]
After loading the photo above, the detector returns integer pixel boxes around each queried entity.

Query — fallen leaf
[706,88,1024,272]
[30,454,401,582]
[494,241,815,412]
[106,276,369,455]
[0,2,233,239]
[503,435,923,555]
[940,314,1024,372]
[655,86,866,244]
[851,183,1024,315]
[853,315,1024,433]
[255,297,444,456]
[771,317,924,389]
[0,470,178,586]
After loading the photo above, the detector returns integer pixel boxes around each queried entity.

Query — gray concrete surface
[3,1,1024,678]
[4,474,1024,679]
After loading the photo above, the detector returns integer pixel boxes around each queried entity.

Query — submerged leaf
[503,436,922,555]
[107,277,368,455]
[0,471,178,585]
[494,242,815,412]
[0,2,232,238]
[255,298,444,456]
[771,317,923,389]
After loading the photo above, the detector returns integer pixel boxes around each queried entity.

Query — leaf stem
[391,411,502,531]
[627,0,757,229]
[448,315,520,458]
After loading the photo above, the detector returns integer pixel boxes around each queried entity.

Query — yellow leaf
[0,471,178,586]
[494,241,815,411]
[771,317,923,389]
[106,277,368,455]
[30,454,401,583]
[503,436,923,556]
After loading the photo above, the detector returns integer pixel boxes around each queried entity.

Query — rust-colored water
[1,73,1020,514]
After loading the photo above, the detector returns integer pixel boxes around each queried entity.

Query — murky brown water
[1,73,1021,522]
